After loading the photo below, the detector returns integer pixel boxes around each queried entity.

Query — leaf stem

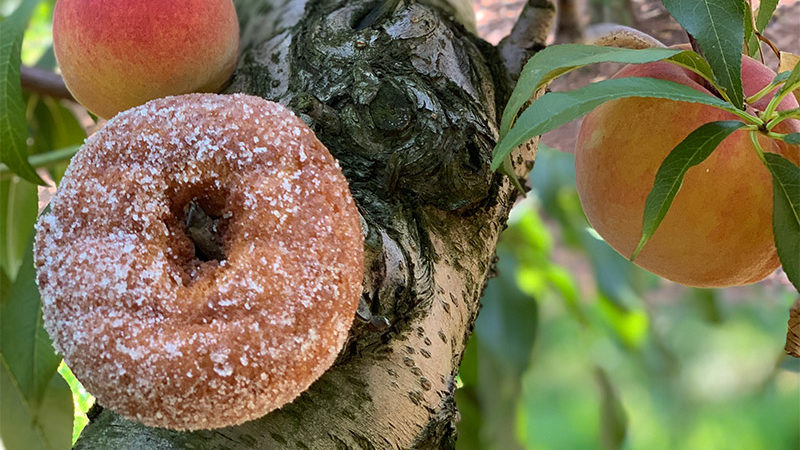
[763,80,800,120]
[765,108,800,130]
[749,130,769,166]
[764,130,796,141]
[0,146,79,180]
[745,73,789,105]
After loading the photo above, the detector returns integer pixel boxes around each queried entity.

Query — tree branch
[73,0,545,448]
[20,65,74,101]
[498,0,556,78]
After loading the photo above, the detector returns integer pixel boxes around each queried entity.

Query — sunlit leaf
[631,121,747,260]
[58,363,93,444]
[662,0,746,108]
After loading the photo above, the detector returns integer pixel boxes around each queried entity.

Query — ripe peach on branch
[575,55,800,287]
[52,0,240,119]
[492,25,800,290]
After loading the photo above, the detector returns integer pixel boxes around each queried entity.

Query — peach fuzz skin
[575,55,800,287]
[53,0,239,119]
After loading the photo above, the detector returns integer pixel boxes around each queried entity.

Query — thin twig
[20,65,74,101]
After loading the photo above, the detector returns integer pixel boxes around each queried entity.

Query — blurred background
[2,0,799,448]
[459,1,800,449]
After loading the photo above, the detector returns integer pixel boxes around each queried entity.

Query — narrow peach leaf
[492,77,746,170]
[631,121,746,260]
[764,153,800,292]
[662,0,746,109]
[0,0,46,185]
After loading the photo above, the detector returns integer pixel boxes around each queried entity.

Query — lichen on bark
[74,0,551,448]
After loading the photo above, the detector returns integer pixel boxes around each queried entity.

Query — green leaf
[755,0,778,32]
[783,133,800,145]
[662,0,746,109]
[0,238,73,450]
[595,367,628,450]
[476,251,538,374]
[27,95,85,183]
[746,71,791,106]
[1,361,72,450]
[744,6,757,58]
[631,121,747,260]
[34,45,55,71]
[764,153,800,292]
[0,0,45,185]
[58,363,93,444]
[455,251,536,449]
[499,45,685,138]
[453,338,481,450]
[0,175,37,279]
[665,50,718,88]
[28,95,85,155]
[492,77,747,170]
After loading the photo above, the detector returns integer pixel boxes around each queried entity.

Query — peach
[575,55,800,287]
[53,0,239,119]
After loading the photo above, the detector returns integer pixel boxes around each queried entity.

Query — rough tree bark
[74,0,553,448]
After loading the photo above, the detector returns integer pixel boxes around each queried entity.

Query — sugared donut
[34,93,364,430]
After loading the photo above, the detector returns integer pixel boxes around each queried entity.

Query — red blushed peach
[53,0,239,119]
[575,55,800,287]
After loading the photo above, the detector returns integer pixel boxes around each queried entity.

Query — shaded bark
[74,0,549,448]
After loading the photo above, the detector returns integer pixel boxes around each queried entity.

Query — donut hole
[165,183,234,284]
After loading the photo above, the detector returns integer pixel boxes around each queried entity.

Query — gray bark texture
[74,0,553,448]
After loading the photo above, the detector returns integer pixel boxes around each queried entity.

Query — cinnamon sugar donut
[34,93,364,430]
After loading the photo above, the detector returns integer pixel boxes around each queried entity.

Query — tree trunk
[74,0,550,448]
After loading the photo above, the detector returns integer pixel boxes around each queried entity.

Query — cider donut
[34,93,364,430]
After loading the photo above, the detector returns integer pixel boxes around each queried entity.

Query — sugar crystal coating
[34,93,364,430]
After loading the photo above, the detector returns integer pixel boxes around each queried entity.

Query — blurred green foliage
[457,145,799,450]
